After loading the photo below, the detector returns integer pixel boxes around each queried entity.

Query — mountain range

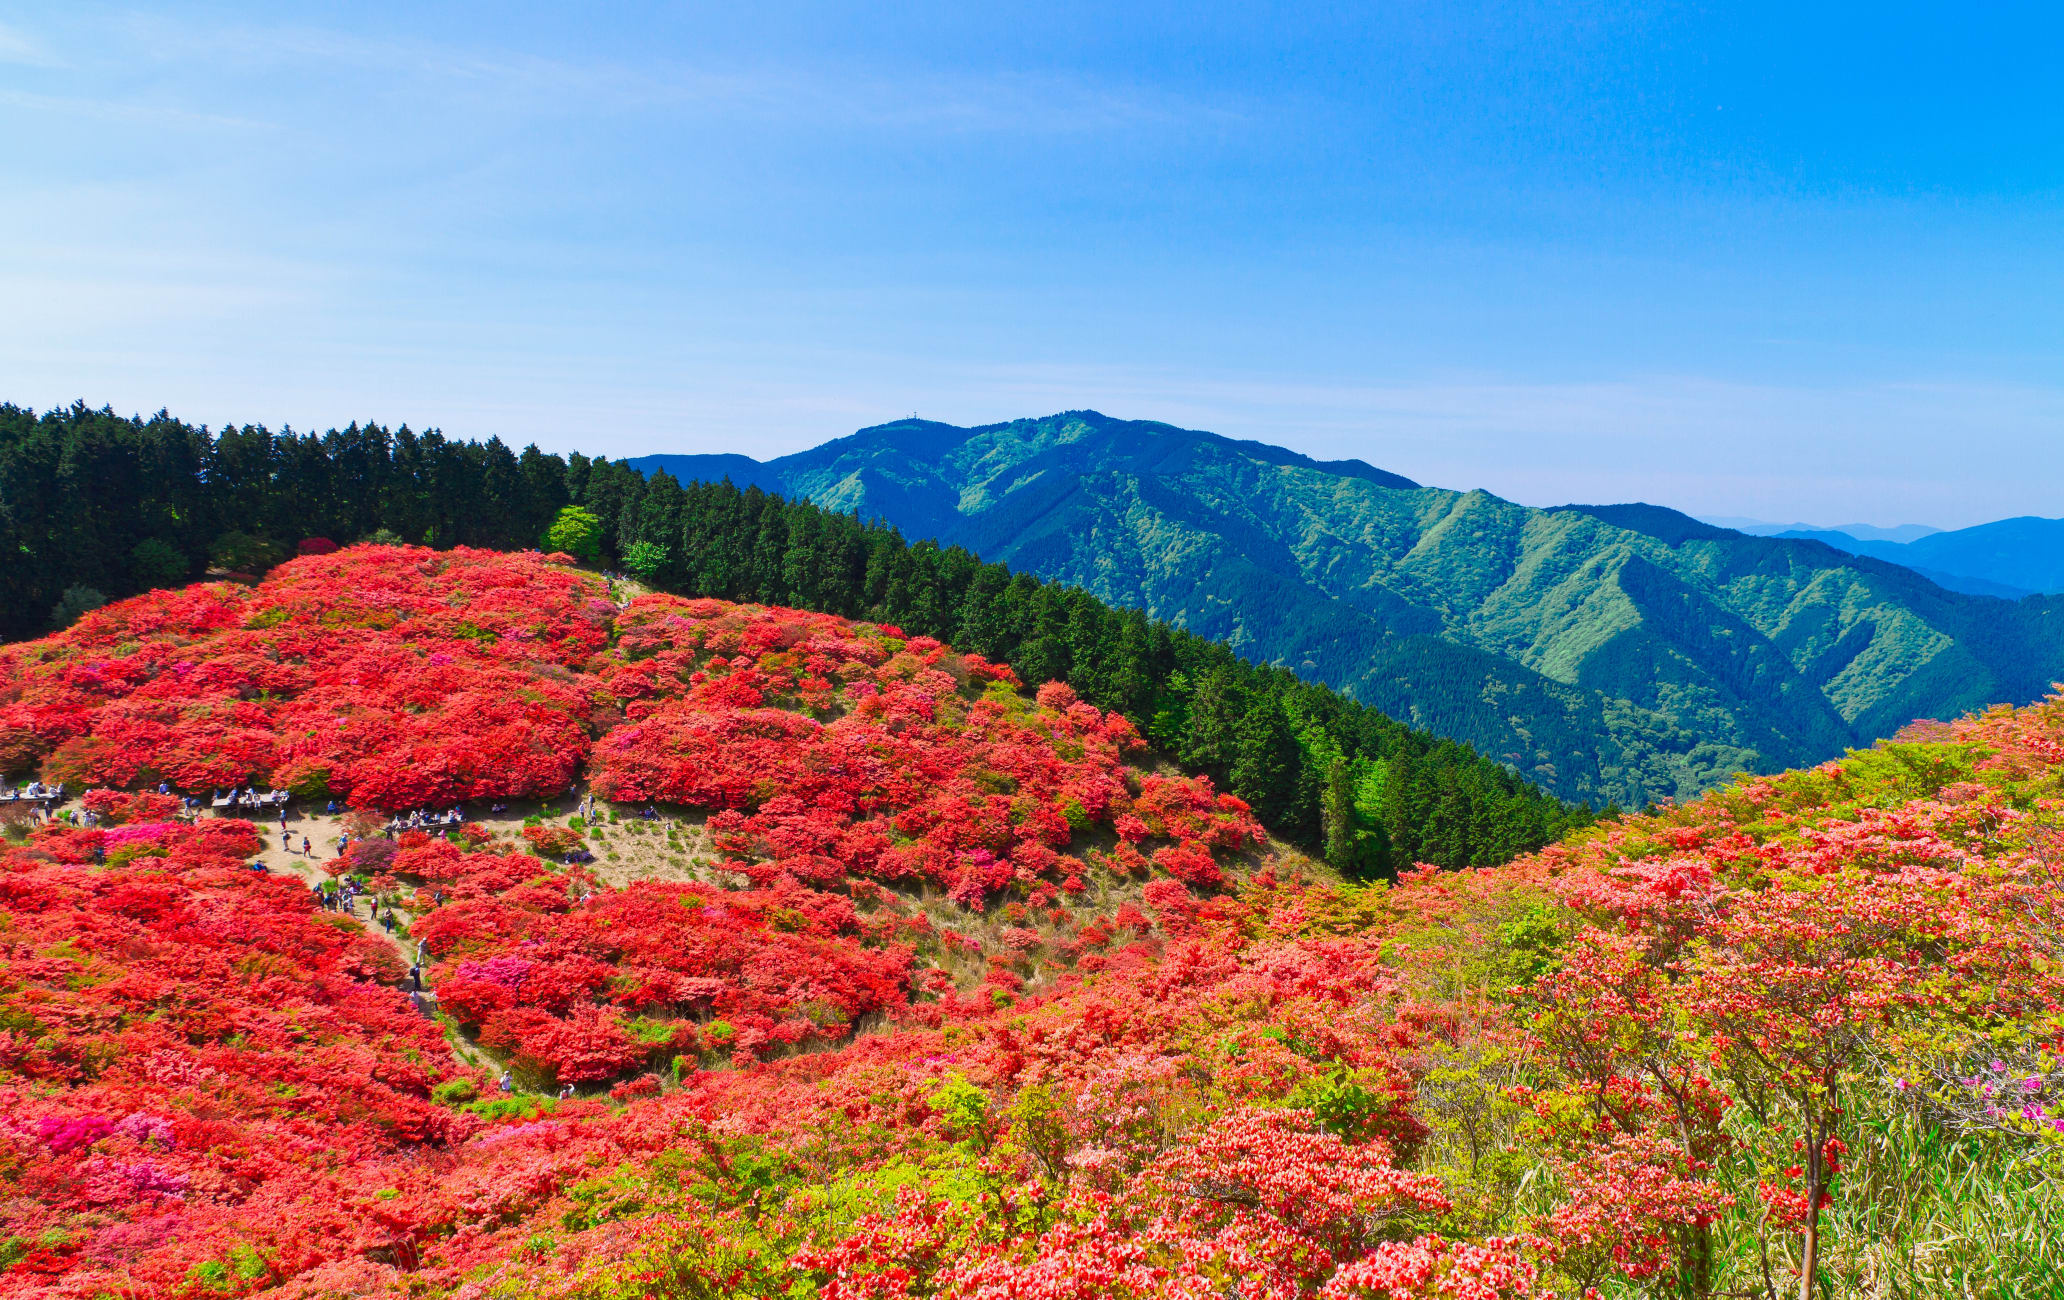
[1702,516,1945,544]
[632,411,2064,807]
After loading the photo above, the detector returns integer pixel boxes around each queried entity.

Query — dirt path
[237,808,504,1080]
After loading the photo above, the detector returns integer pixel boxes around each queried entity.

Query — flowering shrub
[79,787,182,824]
[585,596,1261,908]
[0,546,609,803]
[0,820,477,1294]
[400,836,913,1081]
[10,545,2064,1300]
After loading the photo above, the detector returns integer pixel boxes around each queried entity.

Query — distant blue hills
[1697,515,2064,598]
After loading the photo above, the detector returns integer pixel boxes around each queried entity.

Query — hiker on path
[408,963,422,991]
[301,834,313,857]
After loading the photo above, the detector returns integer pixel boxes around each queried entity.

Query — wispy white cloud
[0,88,274,132]
[107,11,1236,135]
[0,19,64,68]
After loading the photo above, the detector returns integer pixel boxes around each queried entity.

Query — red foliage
[0,820,473,1294]
[0,547,609,806]
[15,544,2062,1299]
[582,596,1260,913]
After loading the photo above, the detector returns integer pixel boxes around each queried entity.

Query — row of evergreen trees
[1,402,1599,874]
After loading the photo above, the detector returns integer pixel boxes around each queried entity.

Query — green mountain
[631,411,2064,806]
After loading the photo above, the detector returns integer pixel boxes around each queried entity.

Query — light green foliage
[542,506,604,562]
[432,1077,479,1106]
[1292,1063,1391,1144]
[184,1241,269,1291]
[622,539,668,579]
[927,1071,992,1151]
[1410,1038,1540,1237]
[1658,1091,2064,1299]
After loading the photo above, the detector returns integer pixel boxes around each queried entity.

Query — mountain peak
[1550,503,1739,546]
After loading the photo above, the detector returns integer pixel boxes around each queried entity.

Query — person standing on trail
[408,963,422,990]
[499,1070,513,1094]
[301,834,313,857]
[416,938,429,964]
[281,828,292,851]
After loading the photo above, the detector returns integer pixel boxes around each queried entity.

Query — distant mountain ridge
[1699,514,2064,597]
[1703,516,1944,544]
[1772,518,2064,599]
[632,411,2064,806]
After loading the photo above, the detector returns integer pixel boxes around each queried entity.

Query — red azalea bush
[10,543,2064,1299]
[391,835,912,1081]
[0,820,480,1294]
[79,788,182,825]
[585,596,1262,909]
[0,546,609,804]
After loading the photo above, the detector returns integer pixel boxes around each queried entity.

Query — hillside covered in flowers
[3,546,2062,1299]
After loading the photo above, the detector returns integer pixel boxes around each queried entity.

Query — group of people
[316,880,429,989]
[211,786,288,810]
[0,780,61,803]
[314,876,370,915]
[381,806,468,835]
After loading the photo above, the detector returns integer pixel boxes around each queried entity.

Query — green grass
[1580,1105,2064,1300]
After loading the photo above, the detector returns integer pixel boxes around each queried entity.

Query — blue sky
[2,2,2058,527]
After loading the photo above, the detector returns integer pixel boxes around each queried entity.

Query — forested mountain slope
[635,412,2064,805]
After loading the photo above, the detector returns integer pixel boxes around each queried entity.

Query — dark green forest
[0,402,1597,874]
